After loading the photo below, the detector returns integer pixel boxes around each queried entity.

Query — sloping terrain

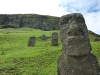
[0,28,100,75]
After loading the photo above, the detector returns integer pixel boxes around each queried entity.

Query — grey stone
[52,32,58,46]
[57,13,100,75]
[41,34,47,41]
[28,36,36,46]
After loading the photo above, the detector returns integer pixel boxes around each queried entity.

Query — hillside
[88,30,100,41]
[0,28,100,75]
[0,14,60,30]
[0,14,100,36]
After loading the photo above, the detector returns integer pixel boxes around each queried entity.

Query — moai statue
[57,13,100,75]
[41,34,47,41]
[52,32,58,46]
[28,36,36,46]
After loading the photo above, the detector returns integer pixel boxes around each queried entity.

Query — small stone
[52,32,58,46]
[41,34,47,41]
[27,36,36,46]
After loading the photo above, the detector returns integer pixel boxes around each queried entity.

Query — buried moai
[52,32,58,46]
[41,34,47,41]
[57,13,100,75]
[28,36,36,46]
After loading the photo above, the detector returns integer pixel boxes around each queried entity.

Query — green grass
[0,28,100,75]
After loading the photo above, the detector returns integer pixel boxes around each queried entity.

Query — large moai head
[52,32,58,46]
[59,13,92,56]
[28,36,36,46]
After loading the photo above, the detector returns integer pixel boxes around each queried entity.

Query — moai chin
[52,32,58,46]
[28,36,36,46]
[57,13,100,75]
[42,34,47,41]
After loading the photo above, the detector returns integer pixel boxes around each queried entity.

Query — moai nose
[72,19,76,24]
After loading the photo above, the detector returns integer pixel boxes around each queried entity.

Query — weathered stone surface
[52,32,58,46]
[41,34,47,41]
[57,13,100,75]
[0,14,59,30]
[28,36,36,46]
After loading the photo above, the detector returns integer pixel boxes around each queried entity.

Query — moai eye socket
[75,17,85,23]
[60,18,69,25]
[68,27,84,36]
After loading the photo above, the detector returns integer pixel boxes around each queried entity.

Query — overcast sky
[0,0,100,34]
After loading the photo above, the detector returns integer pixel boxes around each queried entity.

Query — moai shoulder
[57,13,100,75]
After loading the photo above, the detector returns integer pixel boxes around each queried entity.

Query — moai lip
[70,54,88,62]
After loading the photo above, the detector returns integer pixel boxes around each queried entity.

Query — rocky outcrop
[88,30,100,37]
[0,14,60,30]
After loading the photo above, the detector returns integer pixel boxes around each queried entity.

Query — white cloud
[84,11,100,34]
[0,0,66,16]
[60,0,100,34]
[60,0,100,14]
[0,0,100,34]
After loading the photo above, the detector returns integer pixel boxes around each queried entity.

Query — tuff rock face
[52,32,58,46]
[0,14,59,30]
[57,13,100,75]
[28,36,36,46]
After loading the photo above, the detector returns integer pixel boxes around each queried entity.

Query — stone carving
[57,13,100,75]
[52,32,58,46]
[28,36,36,46]
[41,34,47,41]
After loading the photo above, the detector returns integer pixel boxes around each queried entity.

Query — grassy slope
[0,28,100,75]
